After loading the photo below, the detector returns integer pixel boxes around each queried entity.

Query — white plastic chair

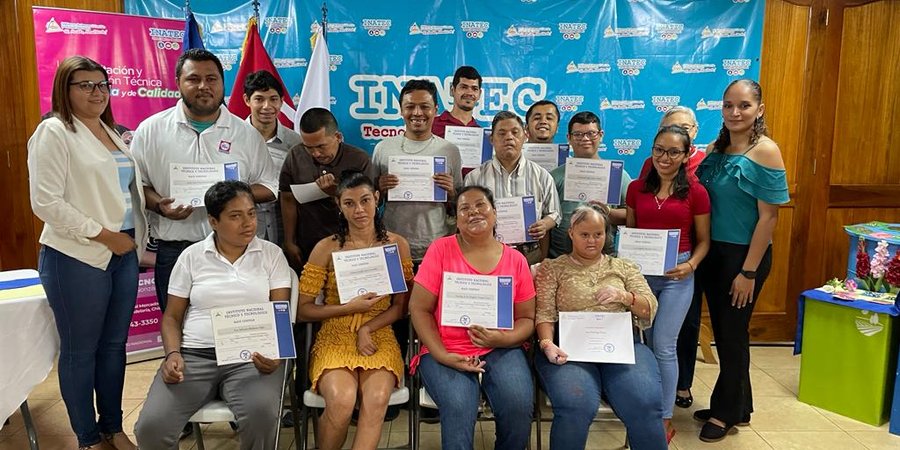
[297,320,411,449]
[188,269,301,450]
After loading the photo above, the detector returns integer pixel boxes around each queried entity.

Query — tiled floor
[2,346,899,449]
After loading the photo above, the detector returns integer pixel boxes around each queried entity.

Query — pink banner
[127,271,163,354]
[33,7,184,130]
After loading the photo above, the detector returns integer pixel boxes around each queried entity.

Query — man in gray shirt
[242,70,302,245]
[373,79,462,263]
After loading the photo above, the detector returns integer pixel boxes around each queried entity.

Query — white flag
[294,28,331,132]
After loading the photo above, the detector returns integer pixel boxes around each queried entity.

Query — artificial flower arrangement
[844,222,900,294]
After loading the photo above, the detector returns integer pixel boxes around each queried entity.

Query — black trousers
[697,241,772,426]
[675,281,705,391]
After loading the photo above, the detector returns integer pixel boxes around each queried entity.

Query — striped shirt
[464,157,561,225]
[111,150,135,230]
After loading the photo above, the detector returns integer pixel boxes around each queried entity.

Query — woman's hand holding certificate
[467,324,511,348]
[436,352,486,373]
[541,341,569,365]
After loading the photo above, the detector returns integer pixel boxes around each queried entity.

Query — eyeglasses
[570,130,601,140]
[651,146,688,158]
[69,80,111,94]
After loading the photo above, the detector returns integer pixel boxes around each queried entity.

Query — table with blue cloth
[794,288,900,433]
[0,269,59,450]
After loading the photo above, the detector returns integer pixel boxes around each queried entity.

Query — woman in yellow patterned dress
[297,171,413,450]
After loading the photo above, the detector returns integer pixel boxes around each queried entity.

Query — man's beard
[183,93,222,117]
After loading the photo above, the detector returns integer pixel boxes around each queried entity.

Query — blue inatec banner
[126,0,764,176]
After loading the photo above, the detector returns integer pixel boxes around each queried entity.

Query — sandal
[699,421,737,443]
[693,409,751,426]
[675,390,693,408]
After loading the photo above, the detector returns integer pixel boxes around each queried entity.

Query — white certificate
[494,196,538,245]
[210,301,296,366]
[563,158,625,205]
[440,272,514,329]
[387,156,447,202]
[169,162,239,207]
[332,244,408,303]
[616,227,681,276]
[289,182,329,204]
[444,126,492,169]
[523,143,568,172]
[559,311,635,364]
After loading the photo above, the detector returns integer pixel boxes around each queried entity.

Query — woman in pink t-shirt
[410,185,536,450]
[626,125,711,441]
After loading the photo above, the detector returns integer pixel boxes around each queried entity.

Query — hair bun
[585,200,611,214]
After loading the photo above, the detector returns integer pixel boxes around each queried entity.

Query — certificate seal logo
[357,288,369,296]
[190,198,202,206]
[459,315,471,325]
[603,343,615,353]
[403,191,413,200]
[578,192,587,200]
[496,233,504,242]
[240,350,251,360]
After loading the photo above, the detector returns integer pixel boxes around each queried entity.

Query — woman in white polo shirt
[28,55,148,450]
[134,181,292,450]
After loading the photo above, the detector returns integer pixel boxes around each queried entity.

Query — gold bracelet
[538,338,553,350]
[686,261,695,272]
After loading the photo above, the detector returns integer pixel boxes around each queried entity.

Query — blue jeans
[418,348,534,450]
[535,343,667,450]
[39,245,139,447]
[153,240,195,311]
[644,251,695,419]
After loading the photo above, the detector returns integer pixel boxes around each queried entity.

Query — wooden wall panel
[0,0,122,271]
[829,1,900,184]
[823,208,900,284]
[755,208,794,314]
[759,0,810,188]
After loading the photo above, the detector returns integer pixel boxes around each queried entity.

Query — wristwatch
[740,270,757,279]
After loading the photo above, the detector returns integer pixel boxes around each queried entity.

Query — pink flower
[844,279,858,291]
[871,240,890,279]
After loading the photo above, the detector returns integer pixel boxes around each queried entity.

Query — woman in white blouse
[135,181,291,450]
[28,55,148,450]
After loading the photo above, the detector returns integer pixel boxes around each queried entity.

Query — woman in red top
[638,106,706,180]
[626,125,711,441]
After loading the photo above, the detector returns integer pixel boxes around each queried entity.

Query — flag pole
[185,0,191,15]
[321,2,327,42]
[252,0,260,22]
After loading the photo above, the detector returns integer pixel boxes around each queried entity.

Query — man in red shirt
[638,106,706,179]
[431,66,482,137]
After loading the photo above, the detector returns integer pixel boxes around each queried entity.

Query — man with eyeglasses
[278,107,375,271]
[548,111,633,258]
[131,48,279,312]
[431,66,483,138]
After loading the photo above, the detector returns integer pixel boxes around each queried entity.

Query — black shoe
[384,405,400,422]
[699,421,737,443]
[179,422,193,440]
[281,410,295,428]
[692,409,750,426]
[675,390,693,408]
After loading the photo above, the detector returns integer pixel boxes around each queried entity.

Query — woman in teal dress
[694,79,789,442]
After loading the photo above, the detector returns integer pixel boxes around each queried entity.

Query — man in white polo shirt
[131,49,278,312]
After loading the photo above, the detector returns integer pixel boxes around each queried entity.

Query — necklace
[400,135,435,155]
[654,195,669,210]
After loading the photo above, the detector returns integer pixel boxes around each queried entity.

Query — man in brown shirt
[279,108,376,270]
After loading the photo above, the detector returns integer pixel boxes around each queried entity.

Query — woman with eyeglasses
[638,106,706,179]
[693,80,788,442]
[625,125,711,442]
[409,185,536,450]
[28,56,148,450]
